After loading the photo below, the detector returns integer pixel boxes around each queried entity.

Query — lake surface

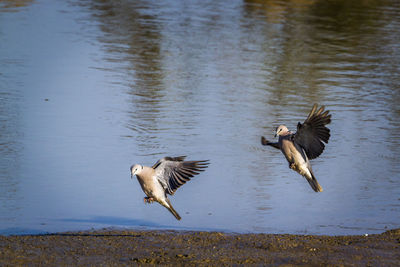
[1,0,399,235]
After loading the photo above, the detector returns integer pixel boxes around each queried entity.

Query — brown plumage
[261,104,331,192]
[131,156,209,220]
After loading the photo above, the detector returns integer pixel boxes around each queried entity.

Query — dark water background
[1,0,399,235]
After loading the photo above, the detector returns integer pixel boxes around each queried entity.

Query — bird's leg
[144,197,154,204]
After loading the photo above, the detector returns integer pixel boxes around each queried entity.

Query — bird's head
[275,125,289,137]
[130,164,143,178]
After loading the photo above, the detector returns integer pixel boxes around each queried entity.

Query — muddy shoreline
[1,228,399,265]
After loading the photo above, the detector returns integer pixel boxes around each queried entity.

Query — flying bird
[130,156,209,220]
[261,104,331,192]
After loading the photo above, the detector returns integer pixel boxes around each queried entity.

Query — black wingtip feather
[165,159,210,195]
[166,156,187,162]
[294,104,331,160]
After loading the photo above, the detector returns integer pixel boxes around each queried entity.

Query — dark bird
[130,156,209,220]
[261,104,331,192]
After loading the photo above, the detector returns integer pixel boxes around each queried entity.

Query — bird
[130,156,209,220]
[261,104,331,192]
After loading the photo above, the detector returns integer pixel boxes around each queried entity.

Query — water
[1,0,399,235]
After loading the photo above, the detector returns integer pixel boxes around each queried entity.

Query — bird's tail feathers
[306,171,323,192]
[164,199,181,220]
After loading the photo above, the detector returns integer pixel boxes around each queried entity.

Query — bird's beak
[130,173,133,179]
[274,133,277,138]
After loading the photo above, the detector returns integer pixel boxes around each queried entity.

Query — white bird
[261,104,331,192]
[130,156,209,220]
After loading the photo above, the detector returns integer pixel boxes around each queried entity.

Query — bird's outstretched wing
[261,136,280,149]
[293,104,331,160]
[153,156,209,195]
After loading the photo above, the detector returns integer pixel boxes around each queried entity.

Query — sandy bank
[1,228,399,265]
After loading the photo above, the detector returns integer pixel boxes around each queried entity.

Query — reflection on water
[92,1,166,152]
[0,0,34,11]
[0,0,399,235]
[0,91,22,226]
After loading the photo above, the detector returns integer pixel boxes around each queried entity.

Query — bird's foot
[144,197,154,204]
[289,163,296,170]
